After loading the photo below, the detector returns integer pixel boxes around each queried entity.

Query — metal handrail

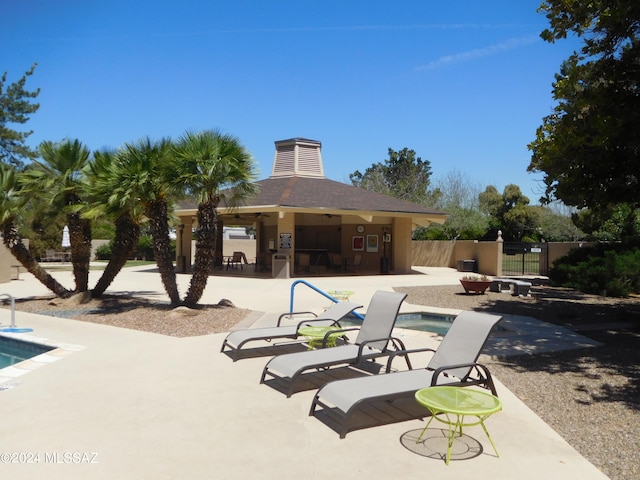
[288,279,364,320]
[0,293,16,329]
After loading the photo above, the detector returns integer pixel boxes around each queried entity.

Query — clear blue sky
[2,1,581,202]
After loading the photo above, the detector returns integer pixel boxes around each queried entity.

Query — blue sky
[2,1,581,202]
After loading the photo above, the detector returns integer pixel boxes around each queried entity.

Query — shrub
[550,243,640,297]
[94,242,113,260]
[130,236,176,261]
[135,235,154,260]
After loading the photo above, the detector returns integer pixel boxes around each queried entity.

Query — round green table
[327,290,354,301]
[297,325,343,350]
[414,386,502,464]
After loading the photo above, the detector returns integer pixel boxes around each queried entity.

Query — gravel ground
[2,293,251,338]
[4,285,640,480]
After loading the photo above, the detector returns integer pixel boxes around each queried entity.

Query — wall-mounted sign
[279,233,292,249]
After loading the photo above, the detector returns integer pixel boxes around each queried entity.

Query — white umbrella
[61,225,71,248]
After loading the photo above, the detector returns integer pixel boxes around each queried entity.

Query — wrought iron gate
[502,242,549,276]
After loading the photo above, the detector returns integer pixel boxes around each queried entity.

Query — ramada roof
[251,176,442,215]
[178,175,446,220]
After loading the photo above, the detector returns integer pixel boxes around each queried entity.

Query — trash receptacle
[456,259,476,272]
[272,254,290,279]
[380,257,389,274]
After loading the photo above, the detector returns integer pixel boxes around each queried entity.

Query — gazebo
[175,138,446,276]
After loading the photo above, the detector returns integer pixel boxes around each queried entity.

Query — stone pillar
[496,230,503,277]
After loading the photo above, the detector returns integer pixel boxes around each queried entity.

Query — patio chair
[227,251,245,270]
[296,253,310,274]
[260,290,408,397]
[309,310,502,438]
[221,301,363,361]
[328,253,344,272]
[345,254,362,273]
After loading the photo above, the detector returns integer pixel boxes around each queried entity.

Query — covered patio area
[175,138,446,278]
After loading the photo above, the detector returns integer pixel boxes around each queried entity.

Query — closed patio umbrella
[61,225,71,248]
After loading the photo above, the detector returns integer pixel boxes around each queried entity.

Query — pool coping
[0,331,85,390]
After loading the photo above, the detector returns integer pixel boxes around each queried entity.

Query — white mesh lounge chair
[260,291,408,397]
[221,301,362,361]
[309,310,502,438]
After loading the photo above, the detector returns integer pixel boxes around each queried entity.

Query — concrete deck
[0,266,609,479]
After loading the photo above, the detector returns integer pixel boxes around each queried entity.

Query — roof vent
[271,138,325,178]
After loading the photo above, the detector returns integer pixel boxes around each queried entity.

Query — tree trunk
[91,213,140,298]
[1,221,72,298]
[67,211,92,292]
[147,200,180,304]
[183,199,217,307]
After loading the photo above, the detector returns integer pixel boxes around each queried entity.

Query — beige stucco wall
[0,240,29,284]
[546,242,594,268]
[411,240,502,276]
[0,243,13,284]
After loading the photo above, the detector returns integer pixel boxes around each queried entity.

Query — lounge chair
[260,290,408,397]
[221,301,362,361]
[309,310,502,438]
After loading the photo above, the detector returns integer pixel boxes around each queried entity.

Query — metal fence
[502,242,549,276]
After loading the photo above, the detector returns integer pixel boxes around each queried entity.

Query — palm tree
[22,139,92,292]
[173,130,257,307]
[83,149,145,297]
[0,163,72,297]
[117,137,181,304]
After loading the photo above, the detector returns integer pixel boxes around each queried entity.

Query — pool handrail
[0,293,16,328]
[288,280,364,321]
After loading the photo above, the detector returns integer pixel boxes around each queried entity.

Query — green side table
[414,386,502,464]
[297,325,343,350]
[327,290,354,301]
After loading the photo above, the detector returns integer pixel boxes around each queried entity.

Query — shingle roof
[178,176,445,217]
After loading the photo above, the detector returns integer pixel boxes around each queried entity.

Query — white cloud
[416,35,540,71]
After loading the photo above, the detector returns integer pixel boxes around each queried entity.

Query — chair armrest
[431,362,497,395]
[355,336,408,363]
[318,327,361,347]
[385,347,437,373]
[296,317,344,330]
[277,311,318,326]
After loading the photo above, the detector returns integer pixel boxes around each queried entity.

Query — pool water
[342,312,456,336]
[0,337,54,369]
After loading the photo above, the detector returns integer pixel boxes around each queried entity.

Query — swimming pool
[0,337,54,369]
[342,312,456,335]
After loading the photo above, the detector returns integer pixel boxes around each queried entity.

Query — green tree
[173,130,257,307]
[349,147,437,204]
[0,163,71,297]
[479,184,539,241]
[118,137,181,304]
[573,203,640,242]
[528,0,640,210]
[0,64,40,169]
[434,170,488,240]
[22,139,93,292]
[534,202,586,242]
[83,149,145,297]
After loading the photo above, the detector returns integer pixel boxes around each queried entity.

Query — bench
[41,249,65,262]
[490,278,532,296]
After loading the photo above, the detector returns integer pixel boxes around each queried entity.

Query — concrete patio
[0,266,609,479]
